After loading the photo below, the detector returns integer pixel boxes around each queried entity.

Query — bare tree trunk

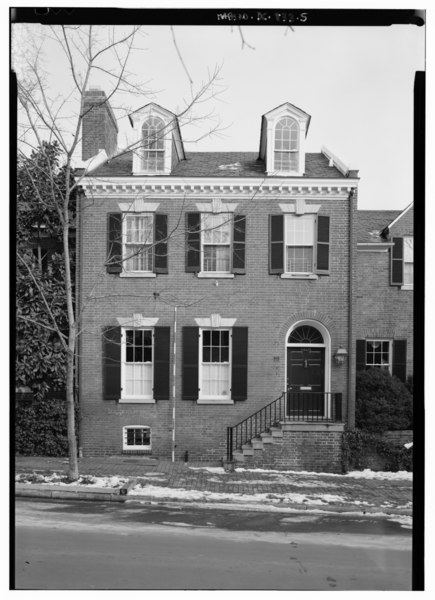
[64,174,79,481]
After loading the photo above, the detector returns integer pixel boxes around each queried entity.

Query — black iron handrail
[227,391,342,461]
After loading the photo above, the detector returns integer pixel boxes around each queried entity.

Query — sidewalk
[15,455,412,518]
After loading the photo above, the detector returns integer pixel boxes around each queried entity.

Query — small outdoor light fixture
[334,347,348,365]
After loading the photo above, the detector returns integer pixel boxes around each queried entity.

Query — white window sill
[123,446,152,451]
[197,398,234,405]
[132,170,169,176]
[119,398,156,404]
[400,284,413,291]
[280,273,318,280]
[197,272,234,279]
[119,272,157,278]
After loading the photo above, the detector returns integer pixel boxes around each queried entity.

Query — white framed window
[142,116,165,172]
[366,340,392,372]
[201,213,231,274]
[123,426,151,451]
[403,236,413,287]
[123,213,154,273]
[274,117,299,172]
[199,329,231,401]
[285,214,315,274]
[121,328,154,401]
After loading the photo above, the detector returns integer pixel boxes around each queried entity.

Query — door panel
[287,347,325,415]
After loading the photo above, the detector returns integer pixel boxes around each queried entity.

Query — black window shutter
[154,214,168,274]
[107,213,122,273]
[356,340,366,371]
[153,326,170,400]
[232,215,246,274]
[269,214,284,274]
[392,340,407,382]
[231,327,248,401]
[316,215,330,275]
[182,327,199,400]
[103,326,121,400]
[186,212,201,272]
[391,238,404,285]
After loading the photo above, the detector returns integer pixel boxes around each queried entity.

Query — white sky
[12,19,425,211]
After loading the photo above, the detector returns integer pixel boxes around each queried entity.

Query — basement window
[122,426,151,451]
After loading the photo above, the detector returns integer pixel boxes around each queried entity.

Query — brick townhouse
[76,89,412,471]
[355,204,414,383]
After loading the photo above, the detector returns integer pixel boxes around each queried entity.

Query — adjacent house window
[200,329,231,399]
[403,236,413,286]
[201,214,231,273]
[356,339,407,382]
[123,426,151,451]
[142,117,165,172]
[274,117,299,172]
[365,340,392,372]
[285,214,315,274]
[123,214,154,273]
[121,328,153,400]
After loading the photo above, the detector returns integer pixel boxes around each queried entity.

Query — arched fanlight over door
[288,325,324,345]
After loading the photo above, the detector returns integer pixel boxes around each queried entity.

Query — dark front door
[287,347,325,416]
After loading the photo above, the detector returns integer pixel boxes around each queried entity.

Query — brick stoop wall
[238,422,345,473]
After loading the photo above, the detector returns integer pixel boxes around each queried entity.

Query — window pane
[203,330,211,346]
[221,346,229,362]
[202,214,231,244]
[203,346,211,362]
[211,330,220,346]
[220,330,229,347]
[404,237,413,262]
[203,246,230,272]
[286,247,313,273]
[143,347,152,362]
[404,263,413,285]
[125,244,153,272]
[366,340,390,370]
[211,347,220,362]
[202,364,230,397]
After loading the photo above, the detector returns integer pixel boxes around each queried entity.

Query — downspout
[171,305,177,462]
[347,189,355,428]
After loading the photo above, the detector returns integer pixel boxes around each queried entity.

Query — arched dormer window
[142,116,165,172]
[274,117,299,172]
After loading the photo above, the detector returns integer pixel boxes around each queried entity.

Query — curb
[15,484,412,516]
[15,483,126,503]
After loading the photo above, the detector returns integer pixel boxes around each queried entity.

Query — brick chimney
[81,87,118,160]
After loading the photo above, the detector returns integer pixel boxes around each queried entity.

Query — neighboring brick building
[76,90,411,471]
[355,205,414,383]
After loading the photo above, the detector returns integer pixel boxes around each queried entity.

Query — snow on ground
[234,467,412,481]
[188,467,226,474]
[128,483,352,506]
[15,473,128,488]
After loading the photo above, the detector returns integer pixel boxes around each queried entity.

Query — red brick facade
[76,98,412,469]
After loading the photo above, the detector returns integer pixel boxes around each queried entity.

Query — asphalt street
[14,498,412,590]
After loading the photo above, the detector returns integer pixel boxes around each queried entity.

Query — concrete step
[233,451,244,463]
[251,438,264,450]
[241,444,254,456]
[260,432,274,444]
[269,427,283,438]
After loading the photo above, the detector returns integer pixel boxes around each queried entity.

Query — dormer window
[274,117,299,172]
[259,102,310,176]
[129,103,185,176]
[142,117,165,172]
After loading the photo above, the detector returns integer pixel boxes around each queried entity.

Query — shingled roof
[85,151,350,179]
[356,210,402,244]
